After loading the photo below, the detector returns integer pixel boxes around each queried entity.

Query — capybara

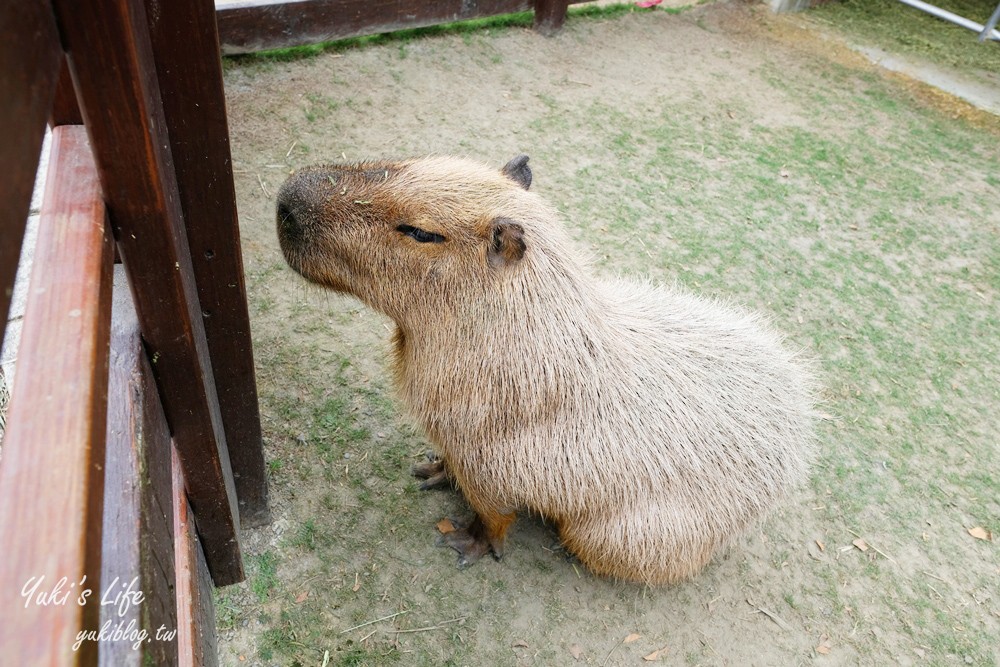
[276,154,815,585]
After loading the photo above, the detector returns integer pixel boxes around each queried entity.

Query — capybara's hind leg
[442,507,515,568]
[411,451,454,490]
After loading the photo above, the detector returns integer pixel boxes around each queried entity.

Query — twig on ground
[920,570,951,585]
[846,529,898,565]
[388,617,467,634]
[339,610,408,635]
[747,600,792,631]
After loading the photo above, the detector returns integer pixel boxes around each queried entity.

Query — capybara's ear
[488,218,526,268]
[501,154,532,190]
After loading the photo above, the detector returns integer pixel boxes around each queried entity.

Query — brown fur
[276,155,816,585]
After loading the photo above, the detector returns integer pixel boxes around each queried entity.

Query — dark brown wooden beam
[0,125,113,666]
[100,267,179,667]
[534,0,570,35]
[51,56,84,127]
[53,0,245,585]
[217,0,591,54]
[0,0,61,345]
[145,0,270,528]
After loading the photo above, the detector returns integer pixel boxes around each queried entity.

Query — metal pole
[897,0,1000,41]
[979,2,1000,42]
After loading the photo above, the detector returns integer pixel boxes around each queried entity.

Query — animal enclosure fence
[1,0,579,664]
[1,0,267,664]
[215,0,588,54]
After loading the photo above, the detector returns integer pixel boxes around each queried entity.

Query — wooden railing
[1,0,267,663]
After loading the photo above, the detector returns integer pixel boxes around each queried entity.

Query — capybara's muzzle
[276,200,302,246]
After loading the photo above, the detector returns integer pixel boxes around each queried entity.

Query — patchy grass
[223,2,695,68]
[221,3,999,665]
[813,0,1000,73]
[250,552,280,603]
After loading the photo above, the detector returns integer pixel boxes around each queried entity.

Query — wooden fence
[216,0,589,53]
[1,0,578,663]
[1,0,267,663]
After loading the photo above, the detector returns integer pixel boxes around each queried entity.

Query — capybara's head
[276,155,548,321]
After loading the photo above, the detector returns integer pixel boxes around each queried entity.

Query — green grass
[250,551,280,602]
[289,519,319,551]
[225,2,686,67]
[813,0,1000,73]
[226,12,538,66]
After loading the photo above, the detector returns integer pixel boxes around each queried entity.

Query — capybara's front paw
[411,451,453,490]
[440,517,504,568]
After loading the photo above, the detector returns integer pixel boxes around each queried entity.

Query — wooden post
[0,0,61,344]
[174,447,220,667]
[100,267,179,667]
[53,0,245,585]
[0,126,113,665]
[144,0,270,528]
[51,56,84,127]
[770,0,814,11]
[534,0,570,35]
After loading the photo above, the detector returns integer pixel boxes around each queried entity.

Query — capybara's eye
[396,224,446,244]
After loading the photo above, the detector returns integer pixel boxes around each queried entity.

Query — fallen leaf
[816,645,830,655]
[512,640,529,649]
[624,633,642,643]
[238,657,246,662]
[643,646,668,661]
[780,169,790,178]
[569,644,584,660]
[436,518,456,535]
[852,538,869,552]
[968,526,993,542]
[295,590,308,604]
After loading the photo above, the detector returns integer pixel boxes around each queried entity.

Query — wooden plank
[217,0,535,53]
[145,0,270,528]
[100,267,178,667]
[534,0,570,34]
[52,0,244,585]
[174,447,221,667]
[51,56,84,127]
[0,0,61,344]
[0,125,113,666]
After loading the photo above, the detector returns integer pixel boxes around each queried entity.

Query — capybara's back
[276,154,816,584]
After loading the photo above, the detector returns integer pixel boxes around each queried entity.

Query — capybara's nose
[276,199,302,247]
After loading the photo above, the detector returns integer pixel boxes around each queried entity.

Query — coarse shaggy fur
[276,155,816,585]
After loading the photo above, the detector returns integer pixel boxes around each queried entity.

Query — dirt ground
[218,2,999,665]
